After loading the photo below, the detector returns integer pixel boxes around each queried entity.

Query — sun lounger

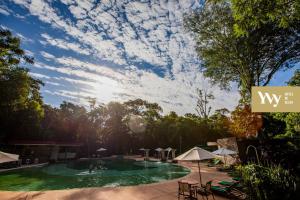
[218,180,242,188]
[232,177,242,181]
[207,159,221,167]
[211,183,247,200]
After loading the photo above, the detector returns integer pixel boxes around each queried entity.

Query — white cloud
[29,72,51,79]
[16,33,34,43]
[10,0,240,114]
[44,81,61,86]
[40,51,55,59]
[25,49,35,57]
[0,7,10,15]
[33,61,240,114]
[40,33,90,55]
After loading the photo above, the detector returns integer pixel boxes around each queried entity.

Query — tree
[210,108,231,136]
[123,99,162,149]
[269,70,300,138]
[195,88,214,118]
[0,29,44,140]
[59,101,88,141]
[103,102,129,154]
[232,0,300,36]
[287,69,300,86]
[185,1,300,102]
[230,105,263,138]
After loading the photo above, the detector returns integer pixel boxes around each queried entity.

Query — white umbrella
[165,147,172,151]
[96,148,107,152]
[175,147,215,184]
[212,148,237,165]
[155,148,163,159]
[212,148,236,155]
[139,148,145,151]
[0,151,19,164]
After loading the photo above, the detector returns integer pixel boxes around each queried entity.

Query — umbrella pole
[197,161,202,185]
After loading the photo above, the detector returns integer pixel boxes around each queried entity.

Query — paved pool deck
[0,159,230,200]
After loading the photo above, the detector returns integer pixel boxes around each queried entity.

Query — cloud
[0,6,11,15]
[25,49,35,57]
[29,72,51,79]
[9,0,240,114]
[32,61,240,114]
[40,51,55,59]
[40,33,91,55]
[16,33,34,43]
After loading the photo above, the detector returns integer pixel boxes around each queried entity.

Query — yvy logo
[252,87,300,112]
[257,91,282,107]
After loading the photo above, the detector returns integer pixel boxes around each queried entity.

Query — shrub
[236,164,296,200]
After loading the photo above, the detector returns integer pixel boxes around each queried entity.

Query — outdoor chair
[197,180,215,200]
[178,181,197,200]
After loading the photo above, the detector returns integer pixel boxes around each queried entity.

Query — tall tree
[103,102,129,154]
[195,88,214,119]
[0,29,44,140]
[185,1,300,102]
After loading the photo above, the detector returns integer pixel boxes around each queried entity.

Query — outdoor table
[180,180,199,199]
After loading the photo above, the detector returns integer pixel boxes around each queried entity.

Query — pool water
[0,159,190,191]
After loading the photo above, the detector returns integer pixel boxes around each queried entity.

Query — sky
[0,0,298,115]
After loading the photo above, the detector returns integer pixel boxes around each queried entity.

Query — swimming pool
[0,159,190,191]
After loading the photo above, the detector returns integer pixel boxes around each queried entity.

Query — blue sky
[0,0,298,115]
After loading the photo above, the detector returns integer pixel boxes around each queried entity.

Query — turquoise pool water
[0,159,190,191]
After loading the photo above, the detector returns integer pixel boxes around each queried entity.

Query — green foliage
[33,99,232,155]
[272,112,300,138]
[0,29,33,67]
[40,102,88,141]
[0,29,44,139]
[184,0,300,102]
[232,0,300,36]
[260,113,286,138]
[236,164,296,200]
[287,69,300,86]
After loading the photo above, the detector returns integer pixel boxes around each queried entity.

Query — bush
[236,164,297,200]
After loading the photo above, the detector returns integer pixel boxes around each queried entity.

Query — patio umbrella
[155,148,163,151]
[155,148,163,159]
[0,151,19,164]
[96,148,107,152]
[174,147,215,184]
[212,148,237,165]
[165,147,173,160]
[165,147,172,151]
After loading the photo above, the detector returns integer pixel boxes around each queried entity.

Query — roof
[8,140,83,147]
